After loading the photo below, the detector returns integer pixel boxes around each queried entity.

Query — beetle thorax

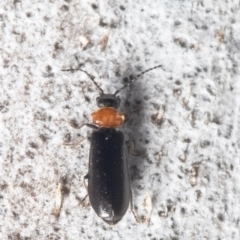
[91,107,125,128]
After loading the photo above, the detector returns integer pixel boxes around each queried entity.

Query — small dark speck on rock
[85,96,90,102]
[99,18,107,27]
[196,67,201,72]
[200,140,210,148]
[62,186,70,195]
[123,77,130,84]
[3,59,10,68]
[69,119,79,128]
[174,38,187,48]
[26,151,34,159]
[39,134,48,142]
[212,116,221,125]
[54,42,63,50]
[206,85,215,96]
[181,207,185,215]
[202,25,208,30]
[110,22,117,28]
[53,227,60,232]
[91,3,98,9]
[174,20,181,26]
[114,71,121,77]
[129,74,134,80]
[46,65,52,71]
[223,124,233,139]
[29,142,38,149]
[208,196,214,201]
[13,211,19,220]
[173,88,182,96]
[203,67,208,72]
[120,5,125,10]
[26,12,32,17]
[217,213,224,221]
[0,183,8,191]
[61,5,69,11]
[146,158,153,164]
[175,80,181,85]
[61,176,68,185]
[195,189,202,200]
[64,133,71,142]
[13,0,21,4]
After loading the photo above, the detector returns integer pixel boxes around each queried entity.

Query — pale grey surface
[1,0,240,239]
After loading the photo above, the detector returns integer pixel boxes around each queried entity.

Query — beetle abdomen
[88,128,131,225]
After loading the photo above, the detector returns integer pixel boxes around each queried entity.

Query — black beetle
[64,65,162,224]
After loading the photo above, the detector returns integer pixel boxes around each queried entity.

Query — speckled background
[1,0,240,239]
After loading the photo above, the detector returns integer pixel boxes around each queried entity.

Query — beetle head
[96,94,120,109]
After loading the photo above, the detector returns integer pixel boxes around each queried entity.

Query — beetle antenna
[114,64,162,96]
[62,68,104,95]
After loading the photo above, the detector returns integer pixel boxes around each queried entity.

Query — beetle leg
[69,121,98,130]
[79,194,89,207]
[127,140,146,157]
[83,174,89,190]
[62,137,86,147]
[79,175,89,207]
[63,122,98,146]
[130,189,140,223]
[64,122,98,146]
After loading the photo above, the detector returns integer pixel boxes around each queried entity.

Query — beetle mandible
[64,64,162,225]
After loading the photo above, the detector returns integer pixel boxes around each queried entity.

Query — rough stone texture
[0,0,240,239]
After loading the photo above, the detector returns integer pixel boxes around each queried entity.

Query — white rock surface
[1,0,240,239]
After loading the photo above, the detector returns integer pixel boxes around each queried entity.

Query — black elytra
[63,64,162,224]
[88,128,130,224]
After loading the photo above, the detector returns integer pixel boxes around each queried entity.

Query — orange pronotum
[91,107,125,128]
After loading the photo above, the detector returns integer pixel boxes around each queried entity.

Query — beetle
[64,64,162,225]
